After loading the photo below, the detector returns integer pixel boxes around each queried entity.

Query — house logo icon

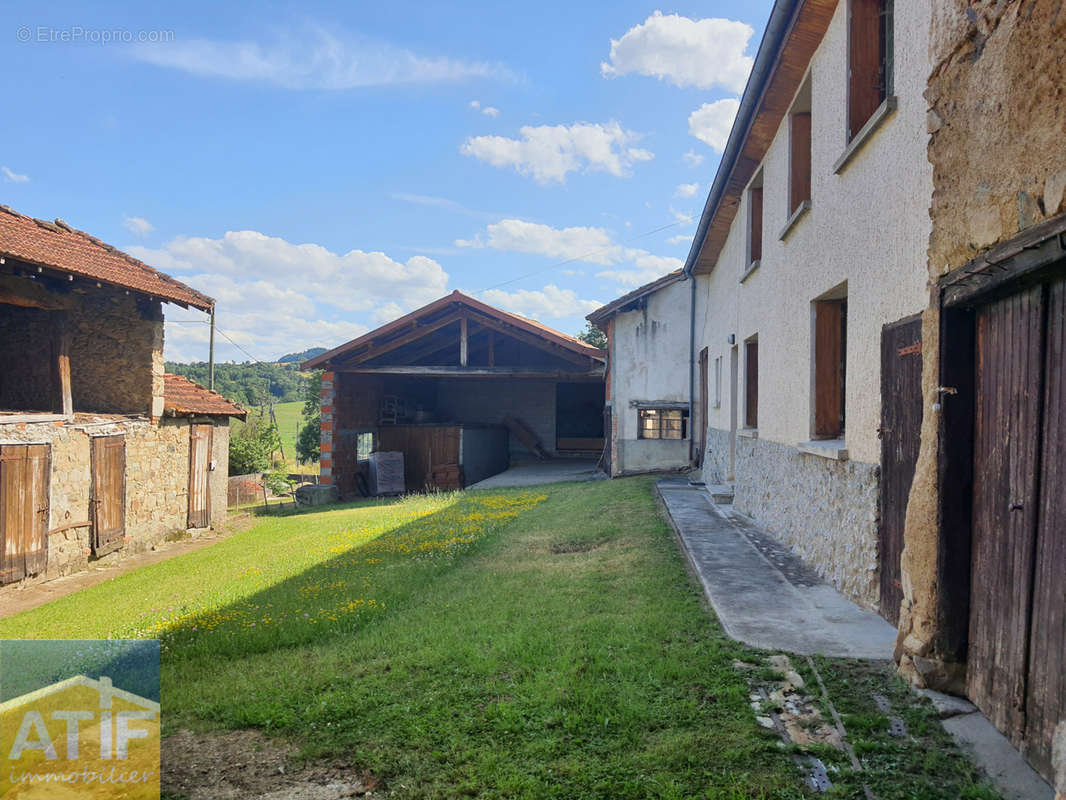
[1,674,160,799]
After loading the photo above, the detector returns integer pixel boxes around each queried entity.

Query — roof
[304,290,605,369]
[683,0,835,277]
[164,374,247,419]
[0,204,214,310]
[586,270,685,325]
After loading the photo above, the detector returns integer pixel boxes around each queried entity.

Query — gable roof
[683,0,836,277]
[586,270,685,326]
[0,204,213,310]
[164,374,247,419]
[303,290,605,369]
[0,675,160,714]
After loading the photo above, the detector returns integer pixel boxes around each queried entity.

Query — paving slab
[656,479,897,659]
[468,460,606,489]
[942,712,1054,800]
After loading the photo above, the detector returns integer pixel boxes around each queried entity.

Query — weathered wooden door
[878,315,923,625]
[91,435,126,556]
[968,276,1066,777]
[187,424,213,528]
[0,444,50,584]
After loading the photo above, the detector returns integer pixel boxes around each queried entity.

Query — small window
[813,295,847,439]
[790,113,812,214]
[848,0,894,140]
[638,408,689,440]
[747,174,764,266]
[744,338,759,429]
[356,432,374,461]
[713,356,722,409]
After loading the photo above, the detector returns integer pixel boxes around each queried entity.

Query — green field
[233,400,307,466]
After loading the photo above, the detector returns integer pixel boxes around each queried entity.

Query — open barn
[305,291,606,494]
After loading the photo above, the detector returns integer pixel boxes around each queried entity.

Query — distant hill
[165,361,307,407]
[277,347,327,364]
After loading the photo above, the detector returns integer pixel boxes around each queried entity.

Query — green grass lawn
[0,479,999,799]
[233,400,307,466]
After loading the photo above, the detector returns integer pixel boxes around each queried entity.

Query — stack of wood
[430,463,463,492]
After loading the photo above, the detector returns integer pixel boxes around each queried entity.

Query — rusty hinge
[897,342,921,357]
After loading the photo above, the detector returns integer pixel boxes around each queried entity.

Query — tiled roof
[586,270,684,324]
[0,204,213,310]
[163,374,247,418]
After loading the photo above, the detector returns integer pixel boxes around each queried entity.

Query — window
[848,0,893,140]
[638,408,688,440]
[714,357,723,409]
[744,338,759,429]
[356,432,374,461]
[747,174,764,267]
[790,113,812,214]
[813,294,847,439]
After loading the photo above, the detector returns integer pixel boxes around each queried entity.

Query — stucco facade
[694,0,932,608]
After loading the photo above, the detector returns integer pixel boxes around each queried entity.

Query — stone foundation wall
[0,414,226,587]
[702,428,880,608]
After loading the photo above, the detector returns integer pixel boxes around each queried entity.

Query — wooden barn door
[91,435,126,556]
[187,424,213,529]
[878,315,923,625]
[967,275,1066,777]
[0,444,50,584]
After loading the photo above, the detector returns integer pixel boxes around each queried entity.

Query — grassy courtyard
[0,478,998,799]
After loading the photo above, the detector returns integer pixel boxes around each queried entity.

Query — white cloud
[461,121,653,184]
[131,26,514,89]
[2,166,29,183]
[123,216,154,235]
[601,11,754,92]
[470,100,481,109]
[479,284,602,320]
[688,99,740,151]
[675,183,699,198]
[666,234,691,245]
[481,105,500,118]
[682,149,704,167]
[129,230,449,362]
[457,218,682,291]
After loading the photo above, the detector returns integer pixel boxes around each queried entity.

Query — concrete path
[656,478,897,659]
[469,459,606,489]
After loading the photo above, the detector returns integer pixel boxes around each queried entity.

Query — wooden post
[459,317,468,367]
[208,307,216,390]
[54,312,72,416]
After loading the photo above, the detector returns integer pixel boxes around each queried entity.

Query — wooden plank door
[1023,276,1066,776]
[0,444,50,584]
[187,424,213,529]
[698,348,709,466]
[91,435,126,556]
[878,315,923,625]
[967,285,1045,743]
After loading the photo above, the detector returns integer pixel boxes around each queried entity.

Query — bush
[229,416,281,475]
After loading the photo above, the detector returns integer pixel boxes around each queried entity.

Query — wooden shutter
[790,113,812,214]
[0,444,50,584]
[745,341,759,429]
[848,0,883,139]
[749,187,763,264]
[698,348,709,466]
[187,424,213,529]
[91,435,126,556]
[814,301,845,438]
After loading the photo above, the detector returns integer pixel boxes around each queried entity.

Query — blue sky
[0,1,772,362]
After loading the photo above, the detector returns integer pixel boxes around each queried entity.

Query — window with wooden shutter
[813,299,847,439]
[848,0,893,140]
[744,339,759,429]
[790,112,812,214]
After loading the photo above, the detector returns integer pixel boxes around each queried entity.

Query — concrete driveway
[468,459,606,489]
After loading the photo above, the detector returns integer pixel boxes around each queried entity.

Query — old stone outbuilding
[0,204,245,588]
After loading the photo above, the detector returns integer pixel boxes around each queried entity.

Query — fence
[227,473,319,508]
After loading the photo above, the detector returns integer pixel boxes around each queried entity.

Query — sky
[0,1,772,363]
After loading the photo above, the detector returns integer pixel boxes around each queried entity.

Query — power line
[165,319,271,365]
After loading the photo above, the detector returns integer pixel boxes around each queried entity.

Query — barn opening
[306,292,606,494]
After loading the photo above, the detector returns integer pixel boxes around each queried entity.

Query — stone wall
[0,307,55,410]
[897,0,1066,688]
[0,414,227,587]
[703,428,880,608]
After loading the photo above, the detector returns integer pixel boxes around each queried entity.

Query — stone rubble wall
[0,414,228,587]
[702,427,880,608]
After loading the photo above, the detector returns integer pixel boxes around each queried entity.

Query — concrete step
[707,484,735,504]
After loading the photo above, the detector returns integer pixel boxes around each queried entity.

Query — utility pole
[208,306,216,390]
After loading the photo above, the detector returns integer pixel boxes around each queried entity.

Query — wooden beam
[338,313,463,366]
[338,365,604,380]
[465,311,593,367]
[0,275,66,310]
[53,312,72,416]
[459,317,468,367]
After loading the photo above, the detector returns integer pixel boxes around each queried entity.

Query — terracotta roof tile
[164,374,247,418]
[0,204,213,310]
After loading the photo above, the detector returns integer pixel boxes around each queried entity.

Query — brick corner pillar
[319,371,335,485]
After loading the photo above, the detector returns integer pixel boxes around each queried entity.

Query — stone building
[587,271,693,476]
[0,204,244,588]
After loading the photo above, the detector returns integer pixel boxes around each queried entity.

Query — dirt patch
[549,540,603,554]
[163,729,380,800]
